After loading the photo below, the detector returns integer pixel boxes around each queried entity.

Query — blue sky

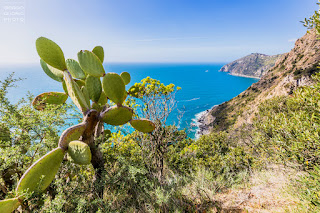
[0,0,318,64]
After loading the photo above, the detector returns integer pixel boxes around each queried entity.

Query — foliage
[168,131,252,188]
[253,73,320,170]
[295,165,320,212]
[302,0,320,34]
[0,37,158,212]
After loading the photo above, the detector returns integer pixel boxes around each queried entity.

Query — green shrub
[253,73,320,170]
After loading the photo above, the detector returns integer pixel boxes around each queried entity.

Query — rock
[200,29,320,135]
[220,53,283,78]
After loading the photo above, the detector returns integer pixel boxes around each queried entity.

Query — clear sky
[0,0,318,64]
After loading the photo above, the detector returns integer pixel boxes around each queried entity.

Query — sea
[0,63,258,138]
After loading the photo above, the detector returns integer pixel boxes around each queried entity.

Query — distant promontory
[220,53,283,78]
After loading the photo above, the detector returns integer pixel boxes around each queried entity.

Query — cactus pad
[0,198,21,213]
[92,46,104,63]
[67,141,92,165]
[120,72,131,85]
[100,105,133,126]
[85,76,102,103]
[75,79,86,88]
[130,119,155,133]
[102,73,126,105]
[36,37,67,71]
[78,50,105,77]
[97,91,108,106]
[16,148,65,195]
[81,86,91,107]
[58,122,87,150]
[66,59,86,79]
[32,92,68,110]
[40,59,63,82]
[63,71,89,113]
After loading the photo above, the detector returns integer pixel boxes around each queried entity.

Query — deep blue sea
[0,63,258,138]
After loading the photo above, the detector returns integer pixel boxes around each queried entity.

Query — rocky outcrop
[199,29,320,134]
[220,53,283,78]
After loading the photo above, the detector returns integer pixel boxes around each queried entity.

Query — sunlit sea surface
[0,63,258,138]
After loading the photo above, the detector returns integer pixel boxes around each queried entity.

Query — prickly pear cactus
[0,37,157,212]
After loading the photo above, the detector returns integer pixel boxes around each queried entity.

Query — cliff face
[199,29,320,134]
[220,53,283,78]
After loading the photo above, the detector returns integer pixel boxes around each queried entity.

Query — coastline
[195,104,220,138]
[226,72,261,79]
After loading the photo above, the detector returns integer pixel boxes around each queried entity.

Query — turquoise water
[0,63,258,138]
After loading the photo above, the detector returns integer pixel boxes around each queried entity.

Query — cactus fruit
[66,59,86,80]
[120,72,131,85]
[100,105,133,126]
[58,122,87,150]
[16,148,65,195]
[130,119,155,133]
[63,71,89,113]
[36,37,67,71]
[92,46,104,63]
[40,59,63,82]
[102,73,126,105]
[32,92,68,110]
[85,76,102,103]
[81,86,91,107]
[0,198,21,213]
[67,141,92,165]
[77,50,105,77]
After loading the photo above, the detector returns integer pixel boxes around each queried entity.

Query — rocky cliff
[220,53,283,78]
[198,29,320,135]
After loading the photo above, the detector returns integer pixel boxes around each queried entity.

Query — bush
[253,73,320,170]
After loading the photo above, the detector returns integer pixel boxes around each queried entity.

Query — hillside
[199,29,320,134]
[220,53,283,78]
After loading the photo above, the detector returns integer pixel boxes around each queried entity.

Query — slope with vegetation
[220,53,283,78]
[200,28,320,133]
[1,3,320,213]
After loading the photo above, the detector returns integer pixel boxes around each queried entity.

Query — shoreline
[219,70,261,79]
[227,72,261,79]
[195,104,220,138]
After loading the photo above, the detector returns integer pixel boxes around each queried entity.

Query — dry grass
[181,165,305,212]
[211,165,304,213]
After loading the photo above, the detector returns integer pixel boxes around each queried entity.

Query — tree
[0,37,157,212]
[127,77,183,183]
[302,1,320,34]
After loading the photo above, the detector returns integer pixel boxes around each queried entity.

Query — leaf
[16,148,65,194]
[40,59,63,82]
[36,37,67,70]
[66,59,86,79]
[102,73,126,105]
[67,141,92,165]
[100,105,133,126]
[81,86,91,107]
[85,76,102,103]
[0,198,21,213]
[92,46,104,63]
[32,92,68,110]
[58,122,87,150]
[130,119,155,133]
[120,72,131,85]
[63,71,89,113]
[78,50,105,77]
